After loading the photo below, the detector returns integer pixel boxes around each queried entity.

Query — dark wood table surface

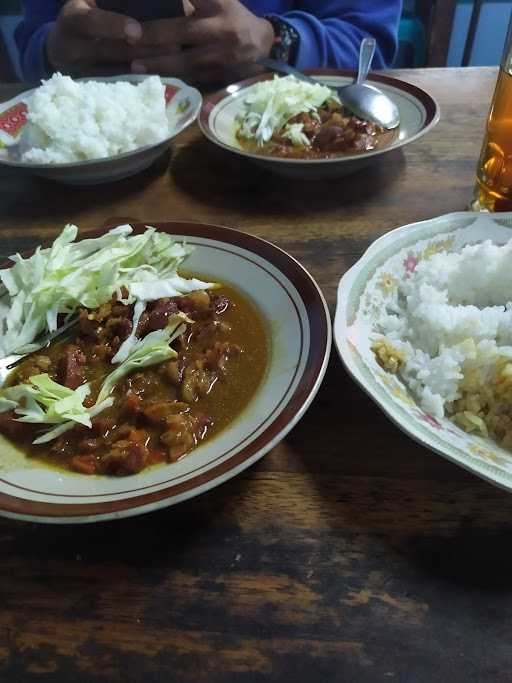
[0,67,509,683]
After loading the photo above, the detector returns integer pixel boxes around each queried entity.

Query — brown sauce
[238,101,398,159]
[0,284,268,476]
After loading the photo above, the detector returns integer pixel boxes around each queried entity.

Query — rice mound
[368,238,512,445]
[22,73,170,164]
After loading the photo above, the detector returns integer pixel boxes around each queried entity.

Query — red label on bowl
[165,85,179,105]
[0,102,27,138]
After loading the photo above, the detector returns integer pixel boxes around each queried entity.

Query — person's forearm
[271,1,400,70]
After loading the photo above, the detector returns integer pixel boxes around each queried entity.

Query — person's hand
[132,0,275,83]
[46,0,145,76]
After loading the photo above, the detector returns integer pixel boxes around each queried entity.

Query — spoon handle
[356,37,376,84]
[258,58,320,87]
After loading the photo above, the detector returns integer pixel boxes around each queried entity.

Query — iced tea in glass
[472,19,512,211]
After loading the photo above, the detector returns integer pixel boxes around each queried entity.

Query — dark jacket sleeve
[15,1,62,81]
[273,0,402,69]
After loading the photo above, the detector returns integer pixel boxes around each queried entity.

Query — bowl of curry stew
[199,70,439,179]
[0,221,330,523]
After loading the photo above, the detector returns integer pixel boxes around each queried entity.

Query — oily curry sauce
[0,284,268,476]
[237,101,398,159]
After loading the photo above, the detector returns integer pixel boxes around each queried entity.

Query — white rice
[366,238,512,420]
[21,73,170,164]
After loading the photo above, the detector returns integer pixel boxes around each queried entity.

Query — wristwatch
[266,16,300,65]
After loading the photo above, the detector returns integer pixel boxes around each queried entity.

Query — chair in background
[395,0,457,68]
[396,13,427,68]
[416,0,458,66]
[413,0,504,68]
[461,0,484,66]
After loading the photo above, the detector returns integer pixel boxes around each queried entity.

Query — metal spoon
[341,38,400,129]
[258,38,400,130]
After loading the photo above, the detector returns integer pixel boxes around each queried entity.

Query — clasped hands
[47,0,275,82]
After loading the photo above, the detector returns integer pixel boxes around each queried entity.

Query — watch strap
[266,16,300,65]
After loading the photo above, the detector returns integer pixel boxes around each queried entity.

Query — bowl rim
[0,75,202,170]
[0,220,332,523]
[199,68,440,165]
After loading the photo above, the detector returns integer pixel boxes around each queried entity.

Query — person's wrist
[254,17,274,59]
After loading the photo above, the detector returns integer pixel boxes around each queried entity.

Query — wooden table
[0,67,508,683]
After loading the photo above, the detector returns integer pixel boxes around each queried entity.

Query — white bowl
[335,210,512,493]
[0,221,331,523]
[0,75,202,185]
[199,69,440,179]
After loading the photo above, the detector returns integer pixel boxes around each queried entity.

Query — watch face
[268,17,299,64]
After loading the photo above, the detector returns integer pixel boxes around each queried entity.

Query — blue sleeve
[274,0,402,70]
[15,1,62,81]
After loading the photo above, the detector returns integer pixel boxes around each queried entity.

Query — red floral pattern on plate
[165,86,179,105]
[0,102,27,139]
[417,411,442,430]
[403,253,418,277]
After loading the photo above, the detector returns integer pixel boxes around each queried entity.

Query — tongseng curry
[236,74,397,160]
[0,286,267,476]
[0,225,268,477]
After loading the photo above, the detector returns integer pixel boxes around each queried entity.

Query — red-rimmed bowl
[0,75,201,185]
[0,221,331,524]
[199,69,440,179]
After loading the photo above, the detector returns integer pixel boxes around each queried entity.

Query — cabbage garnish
[0,224,214,358]
[32,399,115,445]
[96,313,189,404]
[0,313,188,444]
[0,374,114,445]
[111,299,147,365]
[237,75,337,147]
[112,276,214,364]
[282,123,310,147]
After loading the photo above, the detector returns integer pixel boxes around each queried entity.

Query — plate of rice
[335,211,512,492]
[0,73,201,185]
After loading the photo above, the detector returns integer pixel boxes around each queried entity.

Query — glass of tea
[472,19,512,211]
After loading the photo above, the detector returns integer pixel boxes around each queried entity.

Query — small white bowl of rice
[0,73,201,185]
[335,211,512,493]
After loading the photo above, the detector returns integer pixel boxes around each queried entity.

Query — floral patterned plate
[0,75,201,185]
[334,211,512,492]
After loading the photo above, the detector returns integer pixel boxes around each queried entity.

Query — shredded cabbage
[237,75,337,147]
[96,313,188,404]
[0,313,188,444]
[111,299,147,365]
[0,374,114,445]
[0,224,214,357]
[282,123,310,147]
[0,225,216,444]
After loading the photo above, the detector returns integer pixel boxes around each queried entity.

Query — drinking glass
[472,17,512,211]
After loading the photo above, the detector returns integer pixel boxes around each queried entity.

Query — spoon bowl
[341,82,400,129]
[338,37,400,129]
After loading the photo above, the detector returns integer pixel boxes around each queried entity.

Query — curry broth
[2,283,269,474]
[237,127,398,159]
